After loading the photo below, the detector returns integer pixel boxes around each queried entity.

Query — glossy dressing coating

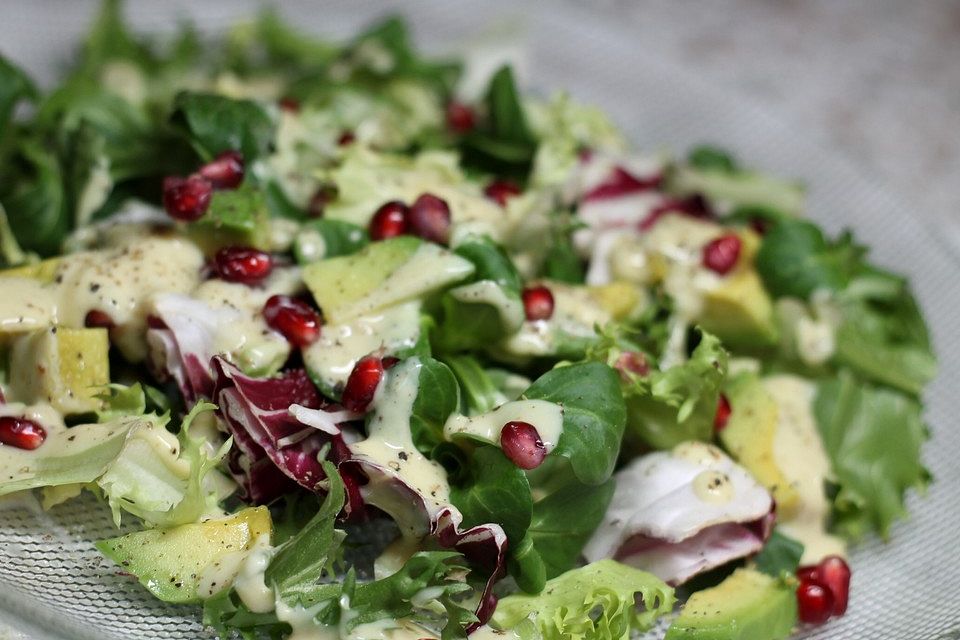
[764,374,846,563]
[443,400,564,453]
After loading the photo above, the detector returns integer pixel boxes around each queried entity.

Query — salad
[0,2,935,639]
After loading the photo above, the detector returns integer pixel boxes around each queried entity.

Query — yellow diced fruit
[9,327,110,414]
[1,258,62,283]
[589,281,645,321]
[719,375,800,519]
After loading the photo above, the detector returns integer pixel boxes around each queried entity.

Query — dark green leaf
[2,140,69,256]
[409,357,460,453]
[687,145,738,173]
[755,220,865,299]
[187,184,270,253]
[449,445,532,543]
[834,271,935,395]
[813,370,930,540]
[461,66,537,178]
[0,54,36,140]
[295,218,369,264]
[542,237,585,284]
[524,362,626,486]
[453,236,523,293]
[525,477,615,580]
[172,92,275,161]
[444,354,502,414]
[265,461,345,600]
[752,529,804,577]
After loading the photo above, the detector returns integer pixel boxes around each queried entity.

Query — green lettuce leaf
[492,560,675,640]
[813,370,930,540]
[449,445,532,543]
[523,362,626,486]
[755,219,864,299]
[98,402,232,527]
[670,153,805,216]
[172,92,275,161]
[622,329,728,450]
[833,270,936,396]
[752,529,804,577]
[460,66,537,179]
[435,235,524,352]
[409,356,461,453]
[266,460,345,601]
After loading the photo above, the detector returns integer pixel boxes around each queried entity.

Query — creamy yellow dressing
[0,403,147,486]
[233,533,276,613]
[352,358,451,524]
[448,280,525,332]
[763,375,846,563]
[443,400,564,453]
[499,281,612,357]
[55,237,205,360]
[0,277,59,332]
[302,302,422,391]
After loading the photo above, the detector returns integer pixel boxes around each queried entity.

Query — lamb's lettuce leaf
[756,219,864,299]
[814,370,930,540]
[172,92,275,162]
[523,362,626,486]
[492,560,674,640]
[752,529,805,577]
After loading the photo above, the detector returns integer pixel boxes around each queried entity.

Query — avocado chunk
[719,375,800,519]
[0,257,62,283]
[302,236,474,323]
[665,568,797,640]
[187,186,270,255]
[700,269,778,348]
[96,507,272,604]
[9,327,110,414]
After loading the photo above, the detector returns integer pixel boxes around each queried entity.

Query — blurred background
[3,0,958,245]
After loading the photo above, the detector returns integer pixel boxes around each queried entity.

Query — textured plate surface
[1,2,958,638]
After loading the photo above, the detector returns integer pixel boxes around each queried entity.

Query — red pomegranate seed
[342,355,386,413]
[583,167,662,201]
[817,556,851,616]
[713,393,732,432]
[162,175,212,221]
[409,193,452,245]
[702,234,742,275]
[215,247,273,284]
[307,183,338,219]
[263,295,321,347]
[484,180,521,207]
[369,201,410,241]
[522,286,555,321]
[84,310,115,329]
[796,565,820,583]
[797,579,835,625]
[199,150,245,190]
[0,417,46,450]
[445,101,475,134]
[382,356,401,369]
[500,421,546,470]
[278,97,300,112]
[614,351,649,382]
[639,195,713,231]
[337,131,356,146]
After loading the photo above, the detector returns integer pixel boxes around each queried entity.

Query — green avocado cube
[665,568,797,640]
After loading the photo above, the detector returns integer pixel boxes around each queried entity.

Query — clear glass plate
[1,2,957,638]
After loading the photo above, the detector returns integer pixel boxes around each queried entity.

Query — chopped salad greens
[0,2,934,639]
